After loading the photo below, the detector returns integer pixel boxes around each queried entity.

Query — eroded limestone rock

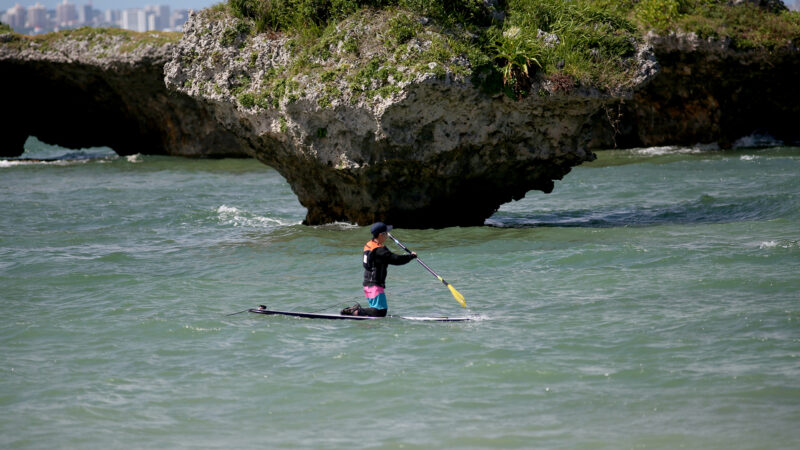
[614,32,800,149]
[0,28,247,158]
[164,10,649,227]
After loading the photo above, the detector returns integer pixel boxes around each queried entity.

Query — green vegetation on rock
[238,92,256,107]
[208,0,798,107]
[214,0,642,101]
[46,27,180,49]
[225,0,496,33]
[2,26,180,54]
[673,1,800,49]
[597,0,799,49]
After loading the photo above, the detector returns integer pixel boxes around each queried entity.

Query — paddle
[387,232,467,308]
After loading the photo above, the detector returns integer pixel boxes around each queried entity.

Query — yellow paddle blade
[447,283,467,308]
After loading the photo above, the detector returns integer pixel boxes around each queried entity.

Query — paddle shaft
[387,233,448,286]
[387,233,466,307]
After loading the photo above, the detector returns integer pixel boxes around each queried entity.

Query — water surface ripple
[1,144,798,448]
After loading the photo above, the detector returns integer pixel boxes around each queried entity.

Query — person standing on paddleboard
[341,222,417,317]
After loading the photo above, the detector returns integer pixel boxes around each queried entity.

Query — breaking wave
[216,205,299,228]
[628,132,785,158]
[732,133,783,149]
[633,144,715,156]
[759,240,799,250]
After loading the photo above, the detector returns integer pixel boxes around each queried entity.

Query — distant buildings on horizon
[2,1,191,34]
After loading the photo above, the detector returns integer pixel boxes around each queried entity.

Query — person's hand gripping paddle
[387,233,467,308]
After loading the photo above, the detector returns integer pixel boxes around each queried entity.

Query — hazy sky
[1,1,220,11]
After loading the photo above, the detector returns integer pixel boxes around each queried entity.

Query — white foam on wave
[0,160,23,168]
[314,221,360,230]
[634,146,684,156]
[216,205,298,228]
[740,155,758,161]
[733,133,783,149]
[217,205,241,215]
[126,154,144,163]
[0,158,95,168]
[633,146,716,156]
[759,240,798,249]
[183,325,221,332]
[633,144,717,156]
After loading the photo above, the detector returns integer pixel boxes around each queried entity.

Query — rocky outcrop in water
[613,32,800,149]
[2,10,797,228]
[0,29,247,159]
[162,10,658,227]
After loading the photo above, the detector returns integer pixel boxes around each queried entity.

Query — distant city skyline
[2,1,213,33]
[0,1,219,10]
[2,0,798,16]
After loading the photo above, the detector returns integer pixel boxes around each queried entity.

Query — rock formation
[0,29,247,159]
[614,32,800,149]
[2,8,798,228]
[163,10,649,227]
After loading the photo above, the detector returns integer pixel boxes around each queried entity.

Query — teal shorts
[366,292,388,310]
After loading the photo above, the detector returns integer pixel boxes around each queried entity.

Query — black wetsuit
[355,240,416,316]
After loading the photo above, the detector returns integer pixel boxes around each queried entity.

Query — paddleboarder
[341,222,417,317]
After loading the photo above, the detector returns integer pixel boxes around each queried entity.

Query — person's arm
[375,246,416,265]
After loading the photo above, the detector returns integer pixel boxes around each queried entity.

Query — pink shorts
[363,285,385,298]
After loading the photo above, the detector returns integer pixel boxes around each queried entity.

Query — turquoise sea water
[1,139,798,449]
